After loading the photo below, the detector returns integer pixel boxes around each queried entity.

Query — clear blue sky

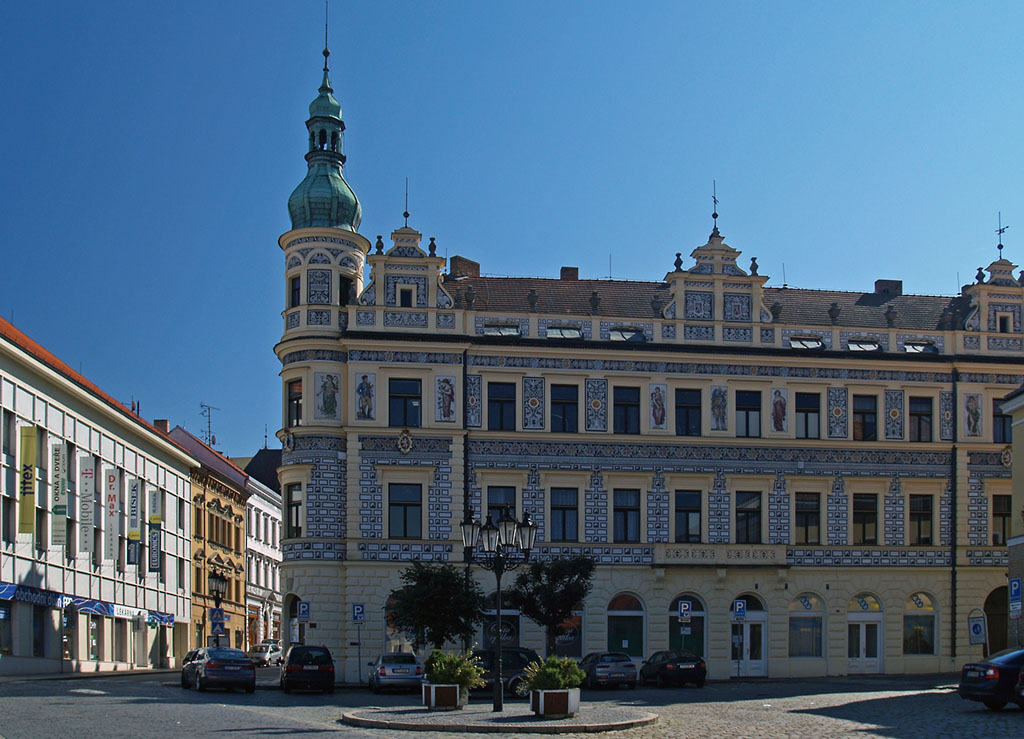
[2,1,1022,455]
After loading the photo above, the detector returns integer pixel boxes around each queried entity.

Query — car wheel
[696,679,705,688]
[194,671,205,692]
[281,679,291,694]
[983,699,1006,711]
[246,682,255,694]
[510,677,529,698]
[181,672,189,689]
[628,682,637,689]
[326,684,335,695]
[656,672,665,689]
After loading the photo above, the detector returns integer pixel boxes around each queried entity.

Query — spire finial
[323,0,330,72]
[403,177,410,226]
[710,179,721,238]
[997,211,1008,258]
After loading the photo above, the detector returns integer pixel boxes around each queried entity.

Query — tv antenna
[200,403,220,447]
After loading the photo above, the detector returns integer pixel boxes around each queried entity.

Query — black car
[180,647,256,693]
[958,646,1024,710]
[280,645,336,694]
[640,650,707,688]
[471,647,541,698]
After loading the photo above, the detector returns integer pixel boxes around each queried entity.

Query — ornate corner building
[276,55,1020,681]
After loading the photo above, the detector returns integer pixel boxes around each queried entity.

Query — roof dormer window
[904,340,938,354]
[546,325,584,340]
[848,339,881,352]
[790,335,824,350]
[482,323,521,337]
[608,327,646,343]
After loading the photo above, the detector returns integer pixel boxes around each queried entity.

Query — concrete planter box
[530,687,580,718]
[422,683,464,710]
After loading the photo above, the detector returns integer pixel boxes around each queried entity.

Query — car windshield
[290,648,331,665]
[601,653,631,662]
[209,649,246,660]
[383,654,417,664]
[251,645,270,652]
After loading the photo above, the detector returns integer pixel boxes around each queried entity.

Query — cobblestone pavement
[1,670,1022,738]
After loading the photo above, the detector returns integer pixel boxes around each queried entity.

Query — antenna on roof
[200,403,220,447]
[782,263,788,289]
[996,211,1008,258]
[710,180,721,238]
[608,253,612,279]
[264,424,268,449]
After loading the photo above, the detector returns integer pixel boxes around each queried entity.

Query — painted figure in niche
[650,385,666,429]
[356,374,375,420]
[711,386,728,430]
[315,372,340,419]
[964,393,981,437]
[437,377,456,421]
[772,389,787,432]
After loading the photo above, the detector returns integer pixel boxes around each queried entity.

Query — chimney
[449,255,480,278]
[874,279,903,297]
[560,266,578,280]
[154,419,170,433]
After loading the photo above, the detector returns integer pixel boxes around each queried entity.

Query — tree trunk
[546,628,556,657]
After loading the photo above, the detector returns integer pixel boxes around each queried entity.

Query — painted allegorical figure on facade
[650,384,666,429]
[711,386,728,430]
[356,373,375,420]
[436,376,456,422]
[964,393,981,437]
[314,372,340,420]
[772,388,787,432]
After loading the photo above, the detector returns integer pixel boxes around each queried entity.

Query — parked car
[280,644,335,694]
[639,650,707,688]
[958,647,1024,710]
[471,647,541,698]
[367,652,423,692]
[248,642,283,667]
[261,638,281,649]
[180,647,256,693]
[579,651,638,689]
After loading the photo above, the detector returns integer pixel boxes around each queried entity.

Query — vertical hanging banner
[80,463,95,554]
[18,426,37,535]
[51,445,68,546]
[103,469,119,561]
[147,484,162,573]
[127,479,141,565]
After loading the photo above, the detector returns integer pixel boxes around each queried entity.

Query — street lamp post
[207,572,229,648]
[460,506,537,712]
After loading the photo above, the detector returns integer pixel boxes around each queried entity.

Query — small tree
[504,556,596,656]
[388,561,485,651]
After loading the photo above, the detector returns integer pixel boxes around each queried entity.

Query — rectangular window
[909,495,932,545]
[389,379,422,428]
[993,495,1012,546]
[549,488,578,542]
[289,276,301,308]
[399,287,413,308]
[33,605,46,657]
[735,491,761,544]
[852,395,877,441]
[1,496,15,545]
[613,387,640,435]
[998,314,1011,333]
[675,389,701,436]
[286,380,303,427]
[852,493,877,545]
[994,400,1013,444]
[674,491,701,543]
[789,615,823,657]
[613,489,640,542]
[795,493,820,545]
[487,382,516,431]
[735,391,761,438]
[795,393,820,439]
[339,276,352,306]
[284,484,302,539]
[0,601,11,655]
[550,385,578,433]
[487,486,516,523]
[388,483,422,538]
[908,397,932,442]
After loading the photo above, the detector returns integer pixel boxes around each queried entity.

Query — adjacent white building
[243,460,282,646]
[0,318,197,675]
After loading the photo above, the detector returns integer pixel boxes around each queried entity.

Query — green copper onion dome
[287,48,362,231]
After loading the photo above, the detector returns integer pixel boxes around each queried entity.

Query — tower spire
[320,0,332,92]
[997,211,1008,259]
[404,177,410,227]
[710,180,721,239]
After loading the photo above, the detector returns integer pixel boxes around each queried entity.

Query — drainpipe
[462,347,472,651]
[950,367,959,665]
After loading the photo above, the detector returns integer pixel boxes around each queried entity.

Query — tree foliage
[388,561,485,651]
[503,556,596,656]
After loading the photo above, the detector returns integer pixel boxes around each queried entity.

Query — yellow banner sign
[18,426,36,535]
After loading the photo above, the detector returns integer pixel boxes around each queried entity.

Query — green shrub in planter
[424,649,485,703]
[523,655,586,691]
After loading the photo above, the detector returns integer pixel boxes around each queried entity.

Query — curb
[340,710,658,734]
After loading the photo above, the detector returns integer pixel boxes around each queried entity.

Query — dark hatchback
[471,647,541,698]
[639,650,707,688]
[181,647,256,693]
[958,646,1024,710]
[280,645,335,694]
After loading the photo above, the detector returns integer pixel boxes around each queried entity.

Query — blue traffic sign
[211,621,226,636]
[297,601,311,621]
[678,601,691,621]
[209,607,225,623]
[353,604,365,623]
[733,600,746,620]
[1010,577,1022,604]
